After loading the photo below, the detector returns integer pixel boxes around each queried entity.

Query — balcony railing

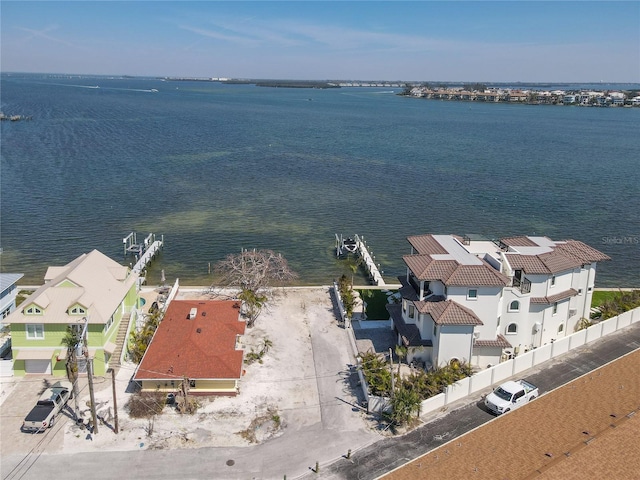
[512,276,531,294]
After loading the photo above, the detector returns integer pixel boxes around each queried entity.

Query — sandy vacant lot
[60,286,349,453]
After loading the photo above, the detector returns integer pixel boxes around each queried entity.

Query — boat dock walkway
[336,234,385,286]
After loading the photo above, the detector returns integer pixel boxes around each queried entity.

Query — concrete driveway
[0,375,75,458]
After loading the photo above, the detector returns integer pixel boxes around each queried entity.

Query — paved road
[301,321,640,479]
[2,321,638,480]
[1,293,380,480]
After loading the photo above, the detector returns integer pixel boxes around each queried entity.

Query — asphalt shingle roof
[134,300,246,381]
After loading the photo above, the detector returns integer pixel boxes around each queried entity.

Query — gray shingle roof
[0,273,24,294]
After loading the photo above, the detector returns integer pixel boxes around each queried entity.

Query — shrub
[127,390,166,418]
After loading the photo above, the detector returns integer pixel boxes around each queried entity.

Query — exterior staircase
[110,313,132,369]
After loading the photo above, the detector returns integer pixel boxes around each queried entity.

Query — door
[25,359,51,374]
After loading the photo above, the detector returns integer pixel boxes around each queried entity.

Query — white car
[484,380,538,415]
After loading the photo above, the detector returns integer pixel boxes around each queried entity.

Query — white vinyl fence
[349,305,640,417]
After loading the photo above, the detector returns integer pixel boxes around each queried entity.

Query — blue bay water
[1,74,639,287]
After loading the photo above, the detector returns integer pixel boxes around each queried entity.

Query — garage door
[25,359,51,374]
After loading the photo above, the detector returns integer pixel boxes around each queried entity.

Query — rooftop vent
[188,308,197,319]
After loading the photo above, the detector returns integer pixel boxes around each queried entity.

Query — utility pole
[109,368,119,434]
[83,318,98,434]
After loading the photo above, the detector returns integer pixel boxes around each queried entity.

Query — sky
[1,1,639,83]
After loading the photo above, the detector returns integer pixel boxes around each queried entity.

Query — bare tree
[214,249,298,327]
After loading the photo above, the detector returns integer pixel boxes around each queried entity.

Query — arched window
[507,323,518,334]
[508,300,520,312]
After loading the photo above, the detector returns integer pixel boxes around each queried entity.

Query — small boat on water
[343,238,358,253]
[335,234,360,256]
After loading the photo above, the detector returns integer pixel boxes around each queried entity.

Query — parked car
[22,381,72,432]
[484,380,538,415]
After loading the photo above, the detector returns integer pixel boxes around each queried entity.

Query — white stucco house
[388,234,610,369]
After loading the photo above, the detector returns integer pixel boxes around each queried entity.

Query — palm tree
[61,326,81,418]
[395,345,408,376]
[238,288,268,328]
[390,384,421,426]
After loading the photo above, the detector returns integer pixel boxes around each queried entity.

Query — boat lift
[335,234,385,286]
[123,232,164,284]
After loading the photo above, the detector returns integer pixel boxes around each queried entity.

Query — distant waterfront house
[389,234,609,369]
[0,273,24,323]
[6,250,138,376]
[507,91,528,102]
[134,299,246,396]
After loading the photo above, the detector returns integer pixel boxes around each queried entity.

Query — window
[553,302,558,315]
[558,324,564,333]
[508,300,520,312]
[69,306,86,315]
[408,305,415,319]
[104,315,114,333]
[402,300,407,314]
[26,324,44,339]
[25,305,42,315]
[467,289,478,300]
[189,380,196,388]
[506,323,517,334]
[578,289,583,296]
[550,276,556,287]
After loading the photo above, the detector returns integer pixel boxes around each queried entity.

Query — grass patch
[591,290,622,308]
[357,289,397,320]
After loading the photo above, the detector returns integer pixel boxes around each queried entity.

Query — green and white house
[7,250,139,376]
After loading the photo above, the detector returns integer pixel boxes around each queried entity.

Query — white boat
[342,238,357,253]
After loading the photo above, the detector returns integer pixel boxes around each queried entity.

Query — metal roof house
[6,250,138,376]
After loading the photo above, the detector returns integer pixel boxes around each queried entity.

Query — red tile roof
[500,236,542,247]
[414,299,483,326]
[407,235,448,255]
[474,334,512,348]
[555,240,611,263]
[134,300,245,381]
[403,254,509,287]
[504,238,610,275]
[531,288,578,304]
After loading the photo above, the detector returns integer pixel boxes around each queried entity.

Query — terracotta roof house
[6,250,139,376]
[133,300,246,396]
[391,234,609,369]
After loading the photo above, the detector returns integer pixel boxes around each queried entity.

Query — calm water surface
[1,74,639,287]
